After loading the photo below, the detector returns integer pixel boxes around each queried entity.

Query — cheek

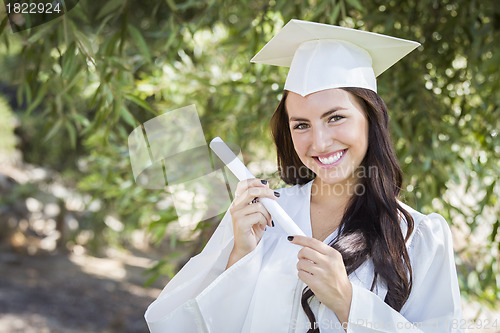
[343,119,369,151]
[336,126,362,147]
[291,133,307,156]
[351,118,368,146]
[360,120,369,152]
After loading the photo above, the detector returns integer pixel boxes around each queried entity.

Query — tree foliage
[0,0,498,306]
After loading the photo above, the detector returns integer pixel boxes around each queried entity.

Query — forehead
[285,89,363,116]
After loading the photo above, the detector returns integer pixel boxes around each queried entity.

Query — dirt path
[1,248,499,333]
[0,249,167,333]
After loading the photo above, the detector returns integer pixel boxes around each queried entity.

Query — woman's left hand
[288,235,352,324]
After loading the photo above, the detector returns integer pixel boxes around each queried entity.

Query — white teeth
[318,150,344,165]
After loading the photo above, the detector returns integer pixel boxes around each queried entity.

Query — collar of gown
[274,179,340,244]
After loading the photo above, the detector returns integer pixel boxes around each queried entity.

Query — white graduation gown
[145,180,463,332]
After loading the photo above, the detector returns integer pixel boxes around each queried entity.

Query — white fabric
[145,180,463,333]
[250,19,421,96]
[285,40,377,96]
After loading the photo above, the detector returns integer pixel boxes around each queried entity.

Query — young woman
[145,20,463,333]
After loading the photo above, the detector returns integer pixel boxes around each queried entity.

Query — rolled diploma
[210,137,305,236]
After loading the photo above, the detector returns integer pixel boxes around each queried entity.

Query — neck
[310,176,358,211]
[309,176,358,241]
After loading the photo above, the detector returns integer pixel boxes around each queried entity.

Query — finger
[250,203,273,227]
[297,258,318,275]
[246,187,279,200]
[232,186,279,211]
[297,247,324,264]
[246,201,273,227]
[236,212,268,232]
[247,212,268,231]
[235,184,279,202]
[297,269,315,287]
[235,202,271,220]
[234,179,269,198]
[287,235,334,255]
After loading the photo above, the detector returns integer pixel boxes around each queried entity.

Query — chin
[316,174,349,185]
[315,166,360,184]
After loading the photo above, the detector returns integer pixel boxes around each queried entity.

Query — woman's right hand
[226,179,279,269]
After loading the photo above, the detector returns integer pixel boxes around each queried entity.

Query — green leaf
[73,29,95,59]
[95,13,116,37]
[16,83,24,107]
[127,24,152,62]
[490,220,499,243]
[65,121,77,149]
[60,69,82,95]
[165,0,177,12]
[71,113,91,128]
[105,56,131,71]
[26,23,54,44]
[346,0,363,11]
[478,180,496,212]
[120,106,136,127]
[62,42,77,80]
[24,82,32,105]
[96,0,125,20]
[26,84,49,116]
[0,15,8,36]
[124,93,155,114]
[329,3,342,24]
[44,118,63,142]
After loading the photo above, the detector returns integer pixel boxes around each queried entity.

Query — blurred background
[0,0,499,332]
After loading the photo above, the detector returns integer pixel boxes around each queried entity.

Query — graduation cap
[251,19,420,95]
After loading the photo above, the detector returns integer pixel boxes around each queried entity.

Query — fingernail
[271,220,275,227]
[261,180,268,185]
[287,236,294,241]
[274,191,280,197]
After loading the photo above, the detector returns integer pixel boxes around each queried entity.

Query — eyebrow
[289,107,347,122]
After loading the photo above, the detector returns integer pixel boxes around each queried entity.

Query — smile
[314,149,347,166]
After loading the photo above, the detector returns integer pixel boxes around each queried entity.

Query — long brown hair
[270,88,414,332]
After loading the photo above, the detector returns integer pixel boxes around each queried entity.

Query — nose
[311,124,333,153]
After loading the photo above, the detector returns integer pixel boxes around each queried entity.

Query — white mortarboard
[251,19,420,95]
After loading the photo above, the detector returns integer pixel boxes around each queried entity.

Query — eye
[328,115,345,122]
[293,122,309,130]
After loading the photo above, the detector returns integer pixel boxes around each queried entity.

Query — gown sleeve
[144,209,267,333]
[346,213,464,333]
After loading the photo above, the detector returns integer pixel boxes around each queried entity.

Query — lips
[313,149,347,166]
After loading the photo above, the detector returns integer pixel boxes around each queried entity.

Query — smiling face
[286,88,369,187]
